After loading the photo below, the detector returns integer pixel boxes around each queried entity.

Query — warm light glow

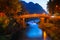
[34,14,37,16]
[56,5,58,8]
[44,31,47,40]
[0,12,5,17]
[51,16,55,18]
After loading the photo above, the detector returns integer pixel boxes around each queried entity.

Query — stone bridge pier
[20,17,49,28]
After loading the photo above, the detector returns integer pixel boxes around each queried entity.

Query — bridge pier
[40,18,45,23]
[22,18,26,28]
[40,18,48,40]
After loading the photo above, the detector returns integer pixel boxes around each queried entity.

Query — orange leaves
[0,12,6,17]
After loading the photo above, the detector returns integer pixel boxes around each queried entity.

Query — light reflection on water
[25,20,42,38]
[24,19,51,40]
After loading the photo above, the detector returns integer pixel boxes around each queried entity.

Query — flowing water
[24,19,43,40]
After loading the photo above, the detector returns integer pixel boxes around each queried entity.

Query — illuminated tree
[43,0,60,40]
[0,0,22,16]
[0,0,22,40]
[0,0,22,37]
[47,0,60,15]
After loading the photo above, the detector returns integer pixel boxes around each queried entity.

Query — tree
[42,0,60,40]
[0,0,22,17]
[0,0,22,40]
[0,0,22,29]
[47,0,60,15]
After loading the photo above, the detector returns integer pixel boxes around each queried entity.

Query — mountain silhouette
[21,1,47,14]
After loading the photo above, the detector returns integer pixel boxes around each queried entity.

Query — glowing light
[44,31,47,40]
[0,12,5,17]
[56,5,58,8]
[51,16,55,18]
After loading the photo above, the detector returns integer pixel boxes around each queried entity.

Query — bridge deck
[14,14,60,19]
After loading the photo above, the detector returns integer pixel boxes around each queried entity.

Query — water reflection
[25,19,43,39]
